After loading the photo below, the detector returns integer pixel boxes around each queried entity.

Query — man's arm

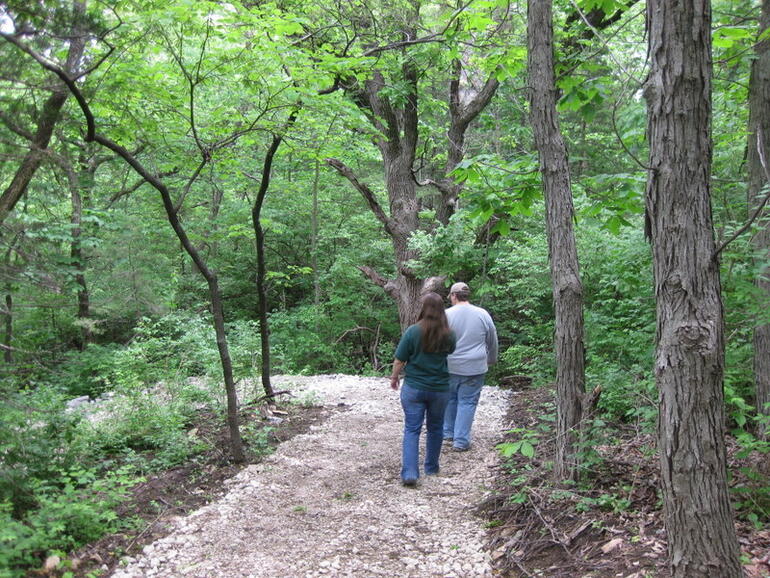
[485,315,499,365]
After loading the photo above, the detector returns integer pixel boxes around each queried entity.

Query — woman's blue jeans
[400,383,450,482]
[443,373,485,449]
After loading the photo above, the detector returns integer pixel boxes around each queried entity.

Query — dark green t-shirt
[395,324,456,391]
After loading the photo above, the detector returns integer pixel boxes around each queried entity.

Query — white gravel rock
[109,374,511,577]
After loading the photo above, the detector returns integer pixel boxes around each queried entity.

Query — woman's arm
[390,358,406,390]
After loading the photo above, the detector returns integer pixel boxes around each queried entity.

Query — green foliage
[497,428,539,459]
[43,344,121,398]
[731,424,770,527]
[0,468,136,576]
[81,388,210,467]
[575,491,632,514]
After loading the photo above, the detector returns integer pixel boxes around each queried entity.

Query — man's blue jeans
[400,383,450,482]
[443,373,485,449]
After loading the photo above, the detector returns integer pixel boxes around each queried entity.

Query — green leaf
[520,441,535,458]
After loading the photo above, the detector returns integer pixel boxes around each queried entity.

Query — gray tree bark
[527,0,586,482]
[644,0,742,574]
[749,0,770,437]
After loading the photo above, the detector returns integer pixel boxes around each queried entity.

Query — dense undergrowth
[2,223,769,576]
[485,387,770,577]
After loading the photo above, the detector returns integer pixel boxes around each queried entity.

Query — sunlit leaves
[713,25,753,49]
[576,0,629,14]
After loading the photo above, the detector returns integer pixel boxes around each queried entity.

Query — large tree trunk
[384,152,423,329]
[644,0,742,574]
[328,63,424,329]
[749,0,770,438]
[329,56,498,327]
[527,0,586,482]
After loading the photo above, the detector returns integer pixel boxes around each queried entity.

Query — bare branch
[0,110,34,141]
[358,265,398,300]
[611,97,650,171]
[326,157,395,234]
[713,128,770,259]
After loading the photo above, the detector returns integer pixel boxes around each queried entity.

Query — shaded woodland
[1,0,769,576]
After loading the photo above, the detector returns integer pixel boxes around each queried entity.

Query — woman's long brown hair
[417,292,452,353]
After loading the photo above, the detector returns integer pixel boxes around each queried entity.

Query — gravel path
[110,374,512,577]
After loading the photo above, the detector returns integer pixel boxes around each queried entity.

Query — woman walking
[389,292,456,486]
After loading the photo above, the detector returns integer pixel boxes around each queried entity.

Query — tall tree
[644,0,742,574]
[748,0,770,437]
[249,109,299,401]
[325,0,503,328]
[1,5,253,461]
[527,0,586,481]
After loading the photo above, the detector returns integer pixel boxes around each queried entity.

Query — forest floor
[66,375,770,578]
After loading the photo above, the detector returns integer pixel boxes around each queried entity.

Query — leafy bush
[0,468,136,576]
[0,387,83,518]
[43,344,121,398]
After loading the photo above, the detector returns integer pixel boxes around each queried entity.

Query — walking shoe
[443,437,453,443]
[402,478,417,487]
[451,445,469,452]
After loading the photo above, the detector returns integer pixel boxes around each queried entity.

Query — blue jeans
[443,373,485,449]
[400,383,450,482]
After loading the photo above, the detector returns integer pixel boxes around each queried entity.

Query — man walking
[443,282,498,451]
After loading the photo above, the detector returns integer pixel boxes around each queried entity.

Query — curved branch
[0,32,95,142]
[713,128,770,259]
[326,157,395,235]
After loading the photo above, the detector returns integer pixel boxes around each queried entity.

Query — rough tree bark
[527,0,586,482]
[644,0,742,574]
[748,0,770,437]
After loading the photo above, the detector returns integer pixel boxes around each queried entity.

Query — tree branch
[0,32,94,142]
[358,265,398,299]
[713,128,770,259]
[326,158,395,235]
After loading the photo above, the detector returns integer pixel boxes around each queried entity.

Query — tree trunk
[254,215,273,399]
[67,153,93,350]
[384,155,423,329]
[329,11,499,328]
[94,136,246,463]
[0,3,86,224]
[644,0,742,574]
[311,158,321,308]
[527,0,586,482]
[251,110,298,399]
[3,293,12,364]
[749,0,770,438]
